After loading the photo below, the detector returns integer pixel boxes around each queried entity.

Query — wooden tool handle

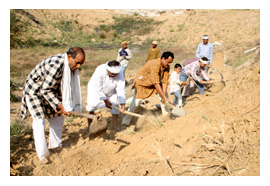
[202,80,220,84]
[69,111,96,119]
[111,106,143,118]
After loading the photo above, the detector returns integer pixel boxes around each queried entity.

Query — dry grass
[180,117,255,176]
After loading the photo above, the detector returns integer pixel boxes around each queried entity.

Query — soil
[10,9,260,177]
[10,50,260,176]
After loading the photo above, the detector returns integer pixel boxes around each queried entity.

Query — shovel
[209,68,216,75]
[163,102,185,117]
[69,111,108,139]
[69,111,96,119]
[111,106,144,118]
[111,106,147,131]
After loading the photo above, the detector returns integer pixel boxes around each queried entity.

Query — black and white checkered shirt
[20,53,65,120]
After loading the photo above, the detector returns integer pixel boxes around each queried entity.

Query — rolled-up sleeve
[201,69,209,81]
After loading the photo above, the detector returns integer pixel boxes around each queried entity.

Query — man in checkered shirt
[180,57,211,95]
[20,47,85,164]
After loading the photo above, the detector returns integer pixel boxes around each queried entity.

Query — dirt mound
[10,50,260,176]
[10,9,260,176]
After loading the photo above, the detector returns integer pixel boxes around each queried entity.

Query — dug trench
[10,51,260,176]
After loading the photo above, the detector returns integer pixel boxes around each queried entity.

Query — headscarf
[199,58,209,64]
[202,35,209,39]
[106,61,122,74]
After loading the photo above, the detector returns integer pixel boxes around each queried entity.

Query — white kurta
[86,64,126,114]
[170,71,181,94]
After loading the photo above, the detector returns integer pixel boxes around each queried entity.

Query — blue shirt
[196,43,213,63]
[119,49,128,57]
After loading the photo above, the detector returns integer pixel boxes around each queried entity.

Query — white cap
[199,58,209,64]
[202,35,209,39]
[106,61,122,74]
[152,41,158,45]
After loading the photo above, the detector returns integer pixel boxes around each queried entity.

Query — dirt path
[10,50,260,176]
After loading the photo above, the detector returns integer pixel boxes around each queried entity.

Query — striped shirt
[133,58,170,99]
[20,54,65,120]
[183,61,209,82]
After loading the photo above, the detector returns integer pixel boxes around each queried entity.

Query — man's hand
[199,80,204,84]
[55,103,71,117]
[154,83,170,104]
[182,81,187,86]
[208,64,212,68]
[161,97,171,105]
[104,99,112,108]
[199,80,211,84]
[120,105,126,114]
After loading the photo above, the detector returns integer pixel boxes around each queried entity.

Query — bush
[112,16,160,36]
[99,32,106,39]
[177,24,184,32]
[10,119,32,136]
[10,10,28,48]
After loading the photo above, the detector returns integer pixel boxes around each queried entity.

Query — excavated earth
[10,50,260,176]
[10,9,260,176]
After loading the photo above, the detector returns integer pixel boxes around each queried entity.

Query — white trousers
[86,94,120,115]
[26,96,64,160]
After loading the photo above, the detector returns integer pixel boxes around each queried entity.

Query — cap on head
[152,41,158,45]
[202,35,209,40]
[106,60,122,74]
[121,41,127,46]
[199,57,209,64]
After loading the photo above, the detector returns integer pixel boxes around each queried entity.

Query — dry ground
[10,50,260,176]
[10,9,260,176]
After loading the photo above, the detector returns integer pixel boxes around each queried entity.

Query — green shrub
[112,16,160,36]
[99,32,106,39]
[10,10,29,48]
[177,24,184,32]
[10,119,32,136]
[99,24,111,32]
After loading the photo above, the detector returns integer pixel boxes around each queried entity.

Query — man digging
[180,57,211,96]
[86,60,126,132]
[20,47,85,164]
[121,51,174,128]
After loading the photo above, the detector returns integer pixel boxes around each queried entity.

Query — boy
[170,63,186,107]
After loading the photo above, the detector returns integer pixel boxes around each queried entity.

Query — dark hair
[200,57,209,61]
[107,60,120,66]
[174,63,182,68]
[67,47,85,59]
[161,51,174,60]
